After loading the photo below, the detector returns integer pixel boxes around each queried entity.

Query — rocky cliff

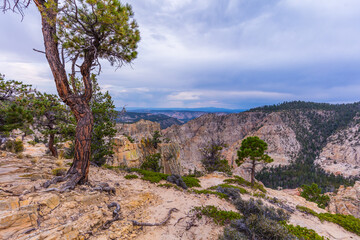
[111,120,181,174]
[315,116,360,177]
[163,107,360,182]
[162,112,301,175]
[328,181,360,218]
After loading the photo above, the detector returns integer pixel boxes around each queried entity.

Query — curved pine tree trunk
[48,133,58,158]
[39,6,95,188]
[66,103,93,184]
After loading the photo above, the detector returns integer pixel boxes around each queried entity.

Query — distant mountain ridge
[115,107,246,127]
[122,107,247,113]
[115,111,182,129]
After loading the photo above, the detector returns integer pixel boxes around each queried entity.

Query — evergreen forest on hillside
[252,101,360,192]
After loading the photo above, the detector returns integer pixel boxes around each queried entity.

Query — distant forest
[250,101,360,192]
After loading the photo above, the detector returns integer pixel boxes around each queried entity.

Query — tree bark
[48,133,58,158]
[251,159,256,186]
[66,102,93,185]
[38,2,94,188]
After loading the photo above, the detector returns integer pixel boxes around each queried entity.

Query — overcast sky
[1,0,360,109]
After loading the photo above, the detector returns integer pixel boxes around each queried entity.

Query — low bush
[224,176,266,193]
[191,189,228,199]
[167,175,188,189]
[296,205,360,236]
[158,183,181,191]
[300,183,330,209]
[200,141,232,175]
[215,186,241,200]
[52,168,67,176]
[281,221,328,240]
[27,140,37,146]
[296,205,318,216]
[140,153,162,172]
[209,184,248,194]
[182,176,201,188]
[234,198,290,222]
[219,227,248,240]
[317,213,360,236]
[4,139,24,153]
[130,168,169,183]
[124,174,138,179]
[193,205,242,225]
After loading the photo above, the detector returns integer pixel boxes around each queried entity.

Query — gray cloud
[1,0,360,108]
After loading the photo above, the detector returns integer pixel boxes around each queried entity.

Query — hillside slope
[1,149,359,240]
[163,102,360,191]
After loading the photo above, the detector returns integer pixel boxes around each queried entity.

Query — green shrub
[4,139,24,153]
[52,168,67,176]
[124,134,135,143]
[102,164,120,170]
[192,189,228,199]
[186,168,204,178]
[281,221,328,240]
[234,198,290,222]
[200,141,232,175]
[317,213,360,236]
[158,183,181,191]
[209,184,248,194]
[296,205,318,216]
[130,168,169,183]
[182,176,201,188]
[245,215,294,240]
[300,183,330,209]
[193,205,242,225]
[219,227,248,240]
[27,140,37,146]
[252,192,266,198]
[124,174,138,179]
[140,153,162,172]
[224,176,266,193]
[296,205,360,236]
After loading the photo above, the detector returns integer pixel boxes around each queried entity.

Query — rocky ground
[0,145,359,240]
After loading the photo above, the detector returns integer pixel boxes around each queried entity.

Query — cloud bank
[1,0,360,108]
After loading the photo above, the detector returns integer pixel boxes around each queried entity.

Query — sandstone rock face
[315,116,360,177]
[110,120,181,174]
[111,136,181,174]
[115,120,160,142]
[163,112,301,174]
[328,181,360,218]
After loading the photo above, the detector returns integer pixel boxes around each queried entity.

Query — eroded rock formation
[163,112,301,174]
[315,116,360,177]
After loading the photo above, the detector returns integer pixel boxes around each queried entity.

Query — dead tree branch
[102,202,122,229]
[131,208,179,226]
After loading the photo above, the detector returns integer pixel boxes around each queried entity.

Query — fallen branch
[0,188,19,196]
[131,208,179,226]
[92,182,116,195]
[102,202,122,229]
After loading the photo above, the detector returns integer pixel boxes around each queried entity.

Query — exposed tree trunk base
[42,172,82,192]
[131,208,179,226]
